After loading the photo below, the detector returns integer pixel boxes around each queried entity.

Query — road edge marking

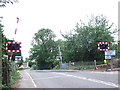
[53,72,119,88]
[25,71,37,88]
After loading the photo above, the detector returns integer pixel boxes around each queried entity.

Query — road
[17,69,119,88]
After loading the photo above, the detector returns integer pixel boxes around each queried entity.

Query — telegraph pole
[118,1,120,45]
[58,45,62,63]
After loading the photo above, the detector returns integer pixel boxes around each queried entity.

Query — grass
[10,71,21,88]
[17,67,30,71]
[70,65,94,70]
[52,65,95,70]
[1,71,21,88]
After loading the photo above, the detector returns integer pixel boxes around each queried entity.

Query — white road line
[53,72,119,88]
[33,76,69,80]
[25,71,37,88]
[91,71,118,75]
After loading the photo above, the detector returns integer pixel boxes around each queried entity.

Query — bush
[53,60,60,66]
[96,61,103,65]
[52,65,60,70]
[32,65,38,70]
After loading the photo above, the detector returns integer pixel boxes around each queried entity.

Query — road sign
[6,41,21,52]
[56,56,62,60]
[105,50,116,56]
[98,42,110,51]
[105,55,111,59]
[15,56,22,61]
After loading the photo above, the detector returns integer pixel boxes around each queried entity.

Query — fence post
[110,57,113,71]
[94,60,97,70]
[2,55,10,87]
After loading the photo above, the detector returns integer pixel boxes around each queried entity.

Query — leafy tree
[0,24,22,64]
[111,43,120,58]
[0,24,7,56]
[30,28,58,69]
[62,15,115,62]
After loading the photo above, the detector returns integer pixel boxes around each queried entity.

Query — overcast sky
[0,0,119,59]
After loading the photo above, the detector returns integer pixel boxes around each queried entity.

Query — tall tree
[0,24,8,56]
[0,24,22,61]
[62,15,115,62]
[30,28,58,69]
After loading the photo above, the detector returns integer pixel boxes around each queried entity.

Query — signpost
[58,45,62,63]
[97,42,114,70]
[105,50,116,60]
[105,56,111,60]
[105,50,116,56]
[6,41,21,52]
[105,50,116,70]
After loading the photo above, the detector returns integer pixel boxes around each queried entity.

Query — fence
[59,60,120,70]
[60,62,69,68]
[73,61,95,66]
[59,61,96,69]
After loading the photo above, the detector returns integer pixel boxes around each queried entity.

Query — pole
[14,17,19,41]
[118,1,120,44]
[10,52,13,60]
[94,60,97,70]
[0,16,3,89]
[110,56,113,70]
[58,45,62,63]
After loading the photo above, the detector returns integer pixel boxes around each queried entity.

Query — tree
[110,43,120,59]
[0,24,8,56]
[62,15,115,62]
[0,23,22,62]
[30,28,58,69]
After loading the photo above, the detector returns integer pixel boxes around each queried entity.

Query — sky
[0,0,119,60]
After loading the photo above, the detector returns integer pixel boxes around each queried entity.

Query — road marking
[25,71,37,88]
[91,71,118,75]
[33,76,69,80]
[53,72,119,88]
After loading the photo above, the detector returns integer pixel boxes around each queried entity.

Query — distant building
[20,62,29,68]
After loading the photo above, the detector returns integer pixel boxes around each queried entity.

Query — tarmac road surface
[17,69,119,88]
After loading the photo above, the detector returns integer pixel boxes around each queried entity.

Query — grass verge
[1,71,20,88]
[17,67,30,71]
[53,65,94,70]
[11,71,21,88]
